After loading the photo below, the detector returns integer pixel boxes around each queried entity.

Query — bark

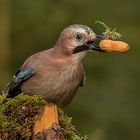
[34,123,65,140]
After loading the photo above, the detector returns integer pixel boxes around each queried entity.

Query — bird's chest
[42,64,81,89]
[42,64,83,107]
[22,62,84,107]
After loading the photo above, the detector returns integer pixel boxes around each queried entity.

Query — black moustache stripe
[73,45,89,54]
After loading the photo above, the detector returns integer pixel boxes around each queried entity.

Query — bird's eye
[75,33,83,41]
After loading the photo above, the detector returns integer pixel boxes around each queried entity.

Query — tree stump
[33,104,65,140]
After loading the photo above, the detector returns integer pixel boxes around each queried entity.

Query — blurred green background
[0,0,140,140]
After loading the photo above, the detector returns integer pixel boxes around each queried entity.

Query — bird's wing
[3,68,34,98]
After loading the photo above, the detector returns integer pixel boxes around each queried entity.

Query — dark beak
[73,35,106,54]
[86,35,106,52]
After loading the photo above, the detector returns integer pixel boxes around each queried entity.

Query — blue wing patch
[16,68,33,81]
[3,68,34,98]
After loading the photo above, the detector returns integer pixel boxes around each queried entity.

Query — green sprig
[95,21,122,40]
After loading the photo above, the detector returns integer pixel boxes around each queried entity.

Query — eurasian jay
[4,24,105,107]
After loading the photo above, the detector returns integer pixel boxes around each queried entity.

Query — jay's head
[54,24,105,57]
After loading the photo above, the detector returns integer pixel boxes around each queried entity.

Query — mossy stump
[0,94,87,140]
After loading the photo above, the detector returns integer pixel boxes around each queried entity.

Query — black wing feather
[3,68,33,98]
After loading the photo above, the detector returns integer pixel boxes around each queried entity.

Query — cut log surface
[33,104,65,140]
[33,104,59,135]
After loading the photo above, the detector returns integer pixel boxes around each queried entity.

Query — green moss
[0,93,46,139]
[0,94,87,140]
[59,109,87,140]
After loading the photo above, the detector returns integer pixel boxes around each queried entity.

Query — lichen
[0,94,87,140]
[95,21,122,40]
